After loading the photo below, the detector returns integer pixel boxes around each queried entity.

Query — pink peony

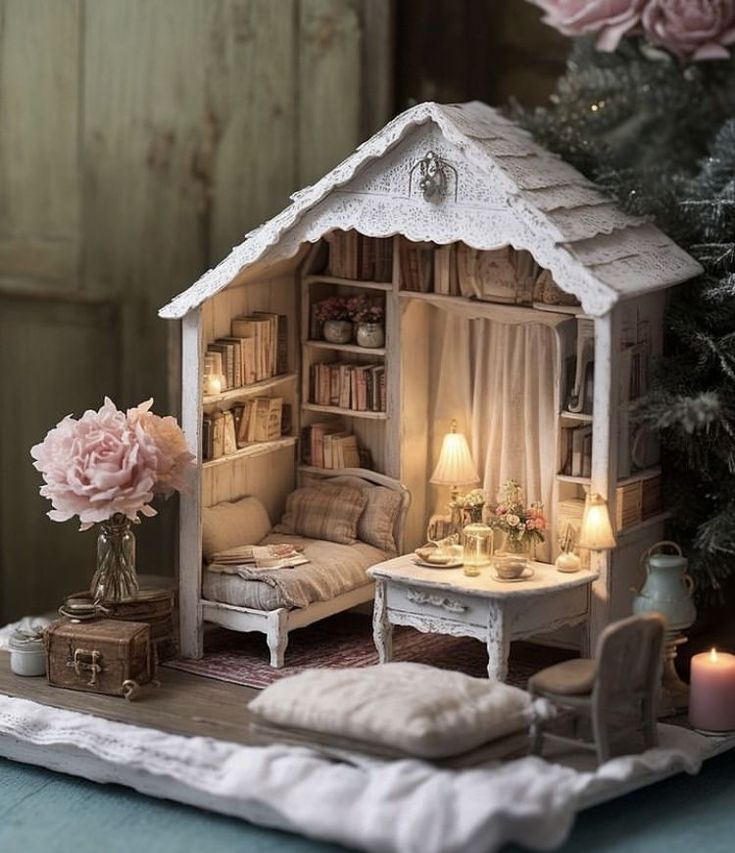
[530,0,645,51]
[642,0,735,59]
[31,397,194,530]
[127,399,195,496]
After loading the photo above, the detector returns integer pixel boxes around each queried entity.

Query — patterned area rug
[165,612,575,690]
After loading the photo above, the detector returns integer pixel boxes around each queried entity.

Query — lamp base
[658,630,690,718]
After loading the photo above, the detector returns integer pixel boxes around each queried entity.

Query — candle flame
[710,647,718,663]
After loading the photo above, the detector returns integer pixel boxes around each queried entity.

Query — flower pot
[323,319,353,344]
[355,322,385,348]
[90,513,139,604]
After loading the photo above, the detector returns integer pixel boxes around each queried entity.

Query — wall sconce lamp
[578,492,617,551]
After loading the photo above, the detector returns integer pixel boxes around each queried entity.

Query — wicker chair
[529,613,665,764]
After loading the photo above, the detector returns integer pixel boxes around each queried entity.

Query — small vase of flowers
[315,296,353,344]
[348,295,386,348]
[31,397,195,604]
[490,480,546,576]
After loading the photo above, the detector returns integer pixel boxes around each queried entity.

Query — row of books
[309,361,386,412]
[204,312,288,393]
[202,397,289,461]
[559,424,592,478]
[300,422,363,469]
[616,474,662,531]
[325,231,393,281]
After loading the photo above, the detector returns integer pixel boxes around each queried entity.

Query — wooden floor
[0,650,269,747]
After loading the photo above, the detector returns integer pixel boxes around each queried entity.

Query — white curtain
[434,312,557,562]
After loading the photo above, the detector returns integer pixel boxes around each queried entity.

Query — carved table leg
[373,579,393,663]
[486,602,510,682]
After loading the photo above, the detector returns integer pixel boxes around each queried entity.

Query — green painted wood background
[0,0,392,623]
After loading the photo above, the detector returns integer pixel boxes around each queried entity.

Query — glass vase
[90,513,139,604]
[462,507,494,577]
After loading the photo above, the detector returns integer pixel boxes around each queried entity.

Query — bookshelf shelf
[202,435,297,470]
[617,511,671,538]
[304,340,386,356]
[556,474,591,485]
[202,373,297,407]
[302,403,387,420]
[398,291,573,327]
[557,466,662,487]
[305,274,392,292]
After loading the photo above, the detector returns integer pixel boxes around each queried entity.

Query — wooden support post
[179,308,203,659]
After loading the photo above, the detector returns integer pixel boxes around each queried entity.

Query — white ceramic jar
[9,633,47,677]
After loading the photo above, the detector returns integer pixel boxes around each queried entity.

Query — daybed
[200,468,410,667]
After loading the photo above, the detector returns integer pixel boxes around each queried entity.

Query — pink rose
[526,519,536,530]
[530,0,645,50]
[642,0,735,60]
[495,505,508,516]
[127,399,195,496]
[31,398,159,529]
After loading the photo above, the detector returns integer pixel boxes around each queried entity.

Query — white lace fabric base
[0,692,710,853]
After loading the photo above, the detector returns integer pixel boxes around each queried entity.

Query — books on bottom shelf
[309,361,386,413]
[616,474,662,532]
[203,397,286,461]
[301,422,364,470]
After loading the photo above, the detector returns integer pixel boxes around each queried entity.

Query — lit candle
[208,375,222,395]
[689,648,735,733]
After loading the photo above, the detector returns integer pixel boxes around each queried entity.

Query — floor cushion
[203,533,387,610]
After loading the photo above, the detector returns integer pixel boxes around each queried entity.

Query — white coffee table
[367,554,598,681]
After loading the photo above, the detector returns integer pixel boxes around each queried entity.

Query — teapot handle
[639,540,683,573]
[684,573,695,595]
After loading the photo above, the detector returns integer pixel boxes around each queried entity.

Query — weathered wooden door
[0,0,391,623]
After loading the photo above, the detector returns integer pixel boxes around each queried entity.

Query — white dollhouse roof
[160,101,702,319]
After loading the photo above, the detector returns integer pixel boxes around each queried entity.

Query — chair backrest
[594,613,665,704]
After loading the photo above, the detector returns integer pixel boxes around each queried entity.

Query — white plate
[492,566,535,583]
[412,557,463,570]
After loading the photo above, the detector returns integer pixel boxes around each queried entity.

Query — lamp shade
[578,493,616,551]
[430,427,480,487]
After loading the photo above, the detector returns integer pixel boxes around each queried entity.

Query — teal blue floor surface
[1,750,734,853]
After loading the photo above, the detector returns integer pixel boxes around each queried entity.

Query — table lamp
[430,420,480,535]
[577,492,616,551]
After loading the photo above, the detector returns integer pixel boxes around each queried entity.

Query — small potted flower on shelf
[314,296,353,344]
[347,295,385,348]
[489,479,546,576]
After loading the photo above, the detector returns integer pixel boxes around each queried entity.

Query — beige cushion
[330,476,402,553]
[248,662,532,759]
[202,496,272,560]
[275,483,367,545]
[528,658,596,696]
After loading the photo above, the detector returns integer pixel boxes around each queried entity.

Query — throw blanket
[0,693,709,853]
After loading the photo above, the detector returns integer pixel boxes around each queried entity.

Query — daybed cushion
[330,476,402,553]
[274,483,367,545]
[202,533,387,611]
[248,662,532,759]
[202,496,272,560]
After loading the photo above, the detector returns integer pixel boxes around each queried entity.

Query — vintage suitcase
[45,619,155,700]
[63,586,177,661]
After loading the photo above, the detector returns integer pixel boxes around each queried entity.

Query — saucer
[492,566,535,583]
[413,557,463,570]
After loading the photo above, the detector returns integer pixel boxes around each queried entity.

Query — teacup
[494,556,527,580]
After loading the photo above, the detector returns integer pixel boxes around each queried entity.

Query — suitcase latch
[69,647,102,686]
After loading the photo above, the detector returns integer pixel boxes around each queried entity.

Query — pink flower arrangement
[529,0,735,60]
[489,480,547,547]
[30,397,195,530]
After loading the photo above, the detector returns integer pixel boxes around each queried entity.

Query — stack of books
[309,361,386,413]
[399,237,434,292]
[326,231,393,281]
[300,422,362,469]
[559,424,593,478]
[202,397,286,461]
[204,312,288,394]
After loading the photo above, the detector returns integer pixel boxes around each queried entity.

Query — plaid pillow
[275,483,367,545]
[331,476,402,553]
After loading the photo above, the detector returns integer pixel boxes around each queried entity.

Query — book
[202,415,213,460]
[207,343,235,389]
[222,410,238,455]
[323,430,351,468]
[571,425,592,477]
[400,238,434,292]
[373,237,394,282]
[252,397,282,442]
[335,434,360,468]
[216,338,242,388]
[211,411,225,459]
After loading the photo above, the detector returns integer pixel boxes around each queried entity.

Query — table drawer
[387,582,487,627]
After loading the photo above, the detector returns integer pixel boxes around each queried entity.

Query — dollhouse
[160,101,701,660]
